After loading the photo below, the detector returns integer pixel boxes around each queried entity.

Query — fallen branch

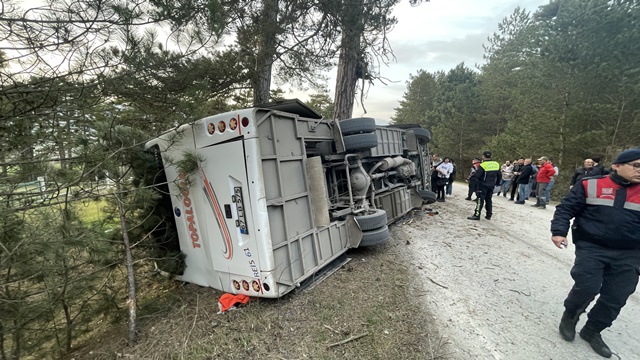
[508,289,531,296]
[327,332,369,348]
[426,276,448,289]
[323,325,340,334]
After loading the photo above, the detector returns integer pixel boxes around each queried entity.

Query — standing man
[591,156,608,175]
[570,158,602,189]
[545,160,559,204]
[551,148,640,358]
[435,157,453,202]
[500,160,514,197]
[446,160,457,197]
[532,156,555,209]
[468,151,500,220]
[510,158,525,201]
[430,154,443,192]
[514,158,533,204]
[465,158,481,201]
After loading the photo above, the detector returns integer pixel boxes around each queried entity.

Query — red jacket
[537,162,555,183]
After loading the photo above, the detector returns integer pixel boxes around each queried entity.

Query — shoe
[580,326,612,358]
[436,198,445,202]
[515,201,525,204]
[525,197,529,200]
[530,204,540,207]
[467,216,480,220]
[558,311,580,341]
[538,205,546,209]
[465,197,472,201]
[508,198,514,201]
[485,215,492,220]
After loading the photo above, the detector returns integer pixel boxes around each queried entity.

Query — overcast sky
[309,0,551,121]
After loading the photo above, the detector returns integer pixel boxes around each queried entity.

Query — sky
[300,0,551,122]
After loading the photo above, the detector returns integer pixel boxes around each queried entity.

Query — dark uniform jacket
[551,173,640,250]
[473,160,501,188]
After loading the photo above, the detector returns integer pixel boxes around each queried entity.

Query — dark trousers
[509,176,519,200]
[467,182,477,199]
[472,185,493,217]
[564,241,640,332]
[436,183,446,199]
[536,182,549,206]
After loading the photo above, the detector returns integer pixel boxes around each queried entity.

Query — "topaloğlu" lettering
[178,173,201,248]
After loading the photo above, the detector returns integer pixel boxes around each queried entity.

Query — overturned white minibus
[145,100,434,298]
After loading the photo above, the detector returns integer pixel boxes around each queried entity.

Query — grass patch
[68,229,450,360]
[74,198,110,224]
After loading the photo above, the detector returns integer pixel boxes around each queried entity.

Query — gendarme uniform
[552,148,640,358]
[469,151,501,220]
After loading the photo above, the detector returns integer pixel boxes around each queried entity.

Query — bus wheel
[339,117,376,135]
[359,226,390,247]
[343,133,378,152]
[355,209,387,231]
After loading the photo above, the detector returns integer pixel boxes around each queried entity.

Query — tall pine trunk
[115,182,137,346]
[252,0,279,105]
[333,0,364,120]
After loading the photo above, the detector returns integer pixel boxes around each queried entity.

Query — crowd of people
[431,152,563,218]
[430,153,612,218]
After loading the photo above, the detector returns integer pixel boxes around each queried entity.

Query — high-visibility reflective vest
[480,161,500,172]
[584,177,640,211]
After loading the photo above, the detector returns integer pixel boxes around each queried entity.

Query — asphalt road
[393,182,639,360]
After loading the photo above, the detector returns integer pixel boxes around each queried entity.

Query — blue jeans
[524,183,532,199]
[545,179,555,203]
[446,181,453,195]
[501,179,512,196]
[518,183,528,202]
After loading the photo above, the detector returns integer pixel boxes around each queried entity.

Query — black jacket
[570,166,605,186]
[473,160,501,188]
[511,163,523,183]
[516,164,533,184]
[551,173,640,250]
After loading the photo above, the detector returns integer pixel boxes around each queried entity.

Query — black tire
[343,133,378,152]
[408,128,431,142]
[418,189,437,204]
[339,117,376,135]
[359,225,390,247]
[355,209,387,231]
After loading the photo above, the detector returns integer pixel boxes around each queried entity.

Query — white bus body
[146,100,434,298]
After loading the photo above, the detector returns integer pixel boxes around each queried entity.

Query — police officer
[467,151,500,220]
[551,148,640,358]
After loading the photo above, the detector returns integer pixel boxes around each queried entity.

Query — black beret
[613,148,640,164]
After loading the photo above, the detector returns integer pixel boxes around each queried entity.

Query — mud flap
[346,215,363,248]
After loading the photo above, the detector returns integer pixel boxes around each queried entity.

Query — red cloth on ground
[218,293,250,312]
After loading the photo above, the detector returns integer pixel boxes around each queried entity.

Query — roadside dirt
[397,182,640,360]
[70,182,640,360]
